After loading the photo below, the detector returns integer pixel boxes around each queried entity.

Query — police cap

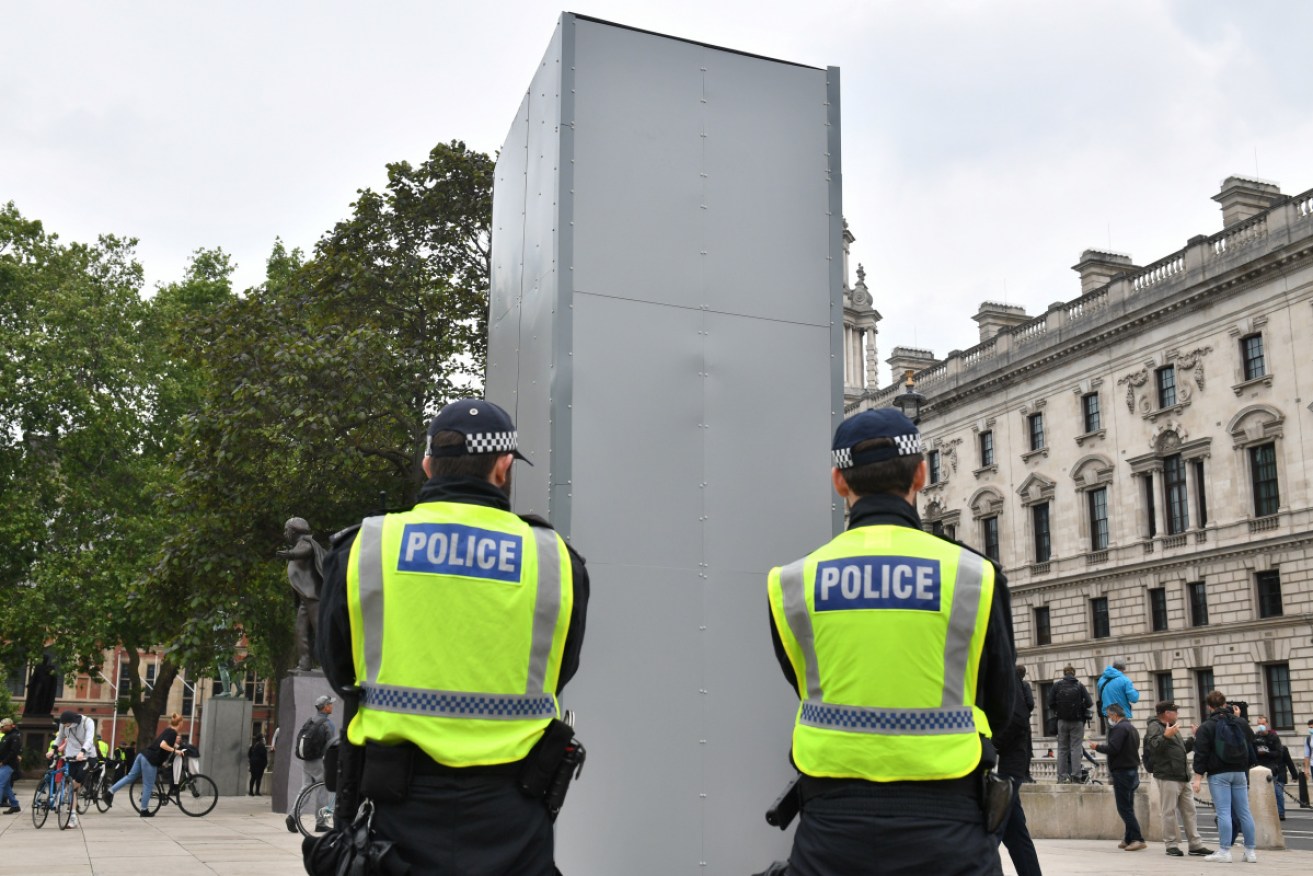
[831,408,921,469]
[426,399,531,465]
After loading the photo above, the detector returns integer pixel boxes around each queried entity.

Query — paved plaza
[3,777,1313,875]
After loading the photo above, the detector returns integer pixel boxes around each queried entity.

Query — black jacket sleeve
[317,517,590,696]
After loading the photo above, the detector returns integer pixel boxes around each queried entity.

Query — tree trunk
[128,656,179,750]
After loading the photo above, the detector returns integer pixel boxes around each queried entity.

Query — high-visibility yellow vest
[768,525,994,782]
[346,502,573,767]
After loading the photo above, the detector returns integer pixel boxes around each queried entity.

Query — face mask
[1257,725,1267,733]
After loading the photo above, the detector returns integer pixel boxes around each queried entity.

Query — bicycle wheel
[93,773,112,813]
[32,782,50,829]
[175,773,218,817]
[127,778,164,814]
[292,781,330,838]
[56,780,74,829]
[76,774,94,815]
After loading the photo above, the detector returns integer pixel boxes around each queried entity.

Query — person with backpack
[1047,665,1092,783]
[1096,658,1139,720]
[1090,703,1146,851]
[1252,713,1298,820]
[994,666,1041,876]
[285,694,335,833]
[1191,690,1258,863]
[1144,701,1212,857]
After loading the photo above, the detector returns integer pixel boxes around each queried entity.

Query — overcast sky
[4,1,1310,382]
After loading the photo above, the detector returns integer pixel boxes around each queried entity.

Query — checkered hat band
[430,431,519,457]
[801,703,975,736]
[361,684,556,721]
[833,434,921,468]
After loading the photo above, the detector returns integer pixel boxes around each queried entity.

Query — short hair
[1062,665,1076,677]
[1015,665,1027,679]
[429,430,500,479]
[169,712,184,728]
[1155,700,1177,715]
[1112,658,1127,670]
[838,438,922,497]
[1206,690,1227,710]
[1106,703,1125,718]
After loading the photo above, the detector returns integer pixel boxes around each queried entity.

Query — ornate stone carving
[1175,346,1212,390]
[1117,368,1148,414]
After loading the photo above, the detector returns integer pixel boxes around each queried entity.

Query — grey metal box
[489,14,843,873]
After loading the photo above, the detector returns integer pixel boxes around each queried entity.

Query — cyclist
[0,717,21,814]
[105,712,185,817]
[49,710,98,828]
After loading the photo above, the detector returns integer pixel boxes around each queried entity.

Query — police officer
[766,408,1016,876]
[318,398,589,875]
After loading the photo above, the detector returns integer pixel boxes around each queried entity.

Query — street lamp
[892,370,927,424]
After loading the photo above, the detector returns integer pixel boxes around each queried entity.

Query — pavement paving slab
[4,779,1313,875]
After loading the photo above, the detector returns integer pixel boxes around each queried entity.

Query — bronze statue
[276,517,326,672]
[23,654,58,716]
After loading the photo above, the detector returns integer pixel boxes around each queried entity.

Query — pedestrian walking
[248,735,268,796]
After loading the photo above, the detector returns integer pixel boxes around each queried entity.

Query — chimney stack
[1213,176,1283,227]
[886,347,940,386]
[972,302,1031,343]
[1071,250,1135,296]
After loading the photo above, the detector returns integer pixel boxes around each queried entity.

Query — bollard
[1247,766,1285,850]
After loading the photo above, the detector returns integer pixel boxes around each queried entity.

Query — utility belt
[347,717,585,821]
[767,736,1011,833]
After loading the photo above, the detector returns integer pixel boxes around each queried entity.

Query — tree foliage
[0,139,494,747]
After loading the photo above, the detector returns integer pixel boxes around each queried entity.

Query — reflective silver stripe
[357,515,387,686]
[361,683,556,721]
[527,528,563,693]
[779,559,822,702]
[800,703,977,736]
[942,549,985,708]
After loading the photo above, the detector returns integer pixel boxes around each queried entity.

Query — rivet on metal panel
[700,173,708,178]
[699,689,707,694]
[700,98,707,104]
[700,66,707,71]
[699,625,707,631]
[700,205,707,210]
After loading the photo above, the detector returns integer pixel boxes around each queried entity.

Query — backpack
[1142,722,1157,773]
[295,717,330,761]
[1052,680,1084,721]
[1212,715,1252,769]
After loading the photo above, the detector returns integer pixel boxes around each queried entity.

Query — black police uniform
[768,493,1016,876]
[319,475,590,875]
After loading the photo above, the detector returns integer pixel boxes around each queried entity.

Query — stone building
[849,176,1313,760]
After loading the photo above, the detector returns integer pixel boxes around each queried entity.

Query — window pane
[1193,459,1208,527]
[1029,413,1045,451]
[1164,454,1189,535]
[1091,597,1109,638]
[1250,443,1279,517]
[1088,487,1109,551]
[1257,570,1283,618]
[928,450,941,484]
[1083,393,1101,433]
[1144,474,1157,538]
[1033,606,1051,646]
[1033,503,1051,563]
[1187,581,1208,626]
[1195,668,1214,718]
[1157,366,1177,407]
[1265,664,1293,728]
[1149,587,1168,632]
[1242,334,1266,381]
[1155,672,1174,705]
[982,516,1000,562]
[980,431,994,467]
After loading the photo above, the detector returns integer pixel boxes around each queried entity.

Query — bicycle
[128,756,218,817]
[290,780,333,838]
[32,757,76,830]
[78,759,112,814]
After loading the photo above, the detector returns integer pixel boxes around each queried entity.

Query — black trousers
[996,777,1041,876]
[1110,769,1144,843]
[371,771,555,875]
[789,787,1002,876]
[249,768,263,795]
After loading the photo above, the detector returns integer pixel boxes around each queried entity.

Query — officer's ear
[422,455,435,479]
[910,459,928,494]
[490,453,514,489]
[831,467,853,502]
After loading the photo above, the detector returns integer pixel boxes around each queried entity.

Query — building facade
[850,176,1313,760]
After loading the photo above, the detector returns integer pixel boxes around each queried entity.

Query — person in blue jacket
[1097,658,1140,720]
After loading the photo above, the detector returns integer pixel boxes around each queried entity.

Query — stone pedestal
[199,696,252,796]
[271,671,335,813]
[1021,783,1151,840]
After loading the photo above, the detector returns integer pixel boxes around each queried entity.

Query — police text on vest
[814,556,941,611]
[397,523,523,583]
